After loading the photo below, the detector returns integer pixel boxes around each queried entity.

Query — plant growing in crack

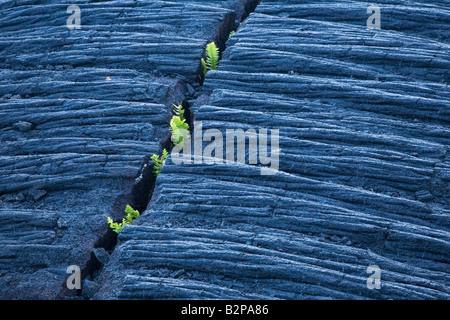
[172,103,186,121]
[170,103,190,150]
[149,104,190,178]
[201,41,219,75]
[151,148,168,177]
[107,205,140,233]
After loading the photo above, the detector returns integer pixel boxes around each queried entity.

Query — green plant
[107,205,140,233]
[151,148,168,176]
[201,58,207,76]
[170,104,190,149]
[201,42,219,75]
[149,104,189,178]
[228,30,235,39]
[172,103,186,121]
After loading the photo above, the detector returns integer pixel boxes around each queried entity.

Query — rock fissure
[71,0,262,300]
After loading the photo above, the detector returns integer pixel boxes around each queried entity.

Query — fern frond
[162,148,169,160]
[205,42,219,70]
[172,103,185,121]
[203,42,219,74]
[170,103,190,150]
[201,58,207,76]
[151,148,168,177]
[107,205,140,233]
[170,117,190,148]
[170,117,188,130]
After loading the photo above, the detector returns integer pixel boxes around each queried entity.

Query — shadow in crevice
[241,0,262,22]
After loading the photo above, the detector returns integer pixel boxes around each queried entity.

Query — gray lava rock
[1,0,449,301]
[0,0,245,300]
[13,121,33,132]
[94,0,450,300]
[28,189,47,201]
[93,248,110,266]
[81,280,100,300]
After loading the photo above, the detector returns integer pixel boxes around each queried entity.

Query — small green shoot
[151,148,168,177]
[172,103,186,121]
[202,42,219,75]
[201,58,207,76]
[107,205,140,233]
[228,31,235,39]
[170,104,190,150]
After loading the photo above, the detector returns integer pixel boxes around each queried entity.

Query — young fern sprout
[107,205,140,233]
[201,58,208,76]
[172,103,185,121]
[201,42,219,75]
[170,104,190,150]
[228,30,236,39]
[149,104,189,178]
[106,106,191,232]
[151,148,168,177]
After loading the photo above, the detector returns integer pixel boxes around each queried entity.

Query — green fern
[202,42,219,75]
[228,31,235,39]
[205,42,219,71]
[172,103,186,121]
[107,205,140,233]
[151,148,168,177]
[170,104,190,149]
[201,58,207,76]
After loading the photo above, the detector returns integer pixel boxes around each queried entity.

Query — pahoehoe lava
[0,0,448,300]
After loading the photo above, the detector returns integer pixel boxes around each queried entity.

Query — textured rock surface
[1,0,449,300]
[94,0,449,299]
[0,0,241,299]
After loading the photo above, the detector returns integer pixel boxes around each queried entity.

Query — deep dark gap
[131,0,259,230]
[67,0,262,300]
[131,156,159,214]
[132,99,192,214]
[67,100,194,299]
[94,227,118,252]
[241,0,261,22]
